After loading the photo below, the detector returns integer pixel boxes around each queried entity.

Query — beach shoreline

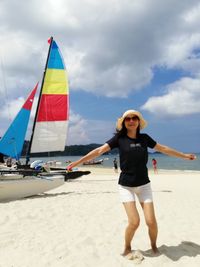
[0,168,200,266]
[78,165,200,175]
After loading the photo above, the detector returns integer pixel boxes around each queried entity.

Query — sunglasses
[124,116,139,122]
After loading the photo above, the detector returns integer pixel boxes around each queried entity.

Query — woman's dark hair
[116,119,140,138]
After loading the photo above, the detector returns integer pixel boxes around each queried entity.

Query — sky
[0,0,200,152]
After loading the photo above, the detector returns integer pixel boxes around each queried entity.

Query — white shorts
[118,183,153,203]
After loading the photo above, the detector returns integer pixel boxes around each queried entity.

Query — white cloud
[0,91,38,139]
[0,87,113,146]
[67,111,90,145]
[161,34,200,69]
[0,0,200,149]
[1,0,200,98]
[0,97,26,120]
[141,77,200,116]
[84,119,115,144]
[67,110,115,145]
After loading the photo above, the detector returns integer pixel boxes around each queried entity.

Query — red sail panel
[36,94,68,122]
[22,83,38,110]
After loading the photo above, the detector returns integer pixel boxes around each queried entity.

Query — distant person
[113,158,118,173]
[6,157,12,167]
[152,158,158,173]
[67,109,196,257]
[0,153,5,164]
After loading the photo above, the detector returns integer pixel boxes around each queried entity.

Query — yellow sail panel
[43,69,69,94]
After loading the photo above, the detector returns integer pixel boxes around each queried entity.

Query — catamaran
[0,37,89,201]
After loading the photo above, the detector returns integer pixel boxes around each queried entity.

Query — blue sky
[0,0,200,152]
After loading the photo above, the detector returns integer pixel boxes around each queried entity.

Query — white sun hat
[116,109,147,130]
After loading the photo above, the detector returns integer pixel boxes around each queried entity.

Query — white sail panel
[30,121,68,153]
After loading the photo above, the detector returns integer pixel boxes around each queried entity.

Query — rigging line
[0,52,13,127]
[0,52,20,159]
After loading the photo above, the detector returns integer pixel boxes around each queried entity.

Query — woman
[67,109,196,256]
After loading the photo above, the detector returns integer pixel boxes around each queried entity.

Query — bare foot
[121,247,133,260]
[121,247,132,256]
[151,245,160,254]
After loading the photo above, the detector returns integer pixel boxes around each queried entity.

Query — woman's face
[124,115,140,131]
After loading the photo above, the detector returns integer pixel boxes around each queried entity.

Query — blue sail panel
[0,109,31,160]
[47,41,65,70]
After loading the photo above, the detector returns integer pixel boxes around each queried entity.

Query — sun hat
[116,110,147,130]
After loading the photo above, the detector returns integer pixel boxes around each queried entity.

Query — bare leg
[122,201,140,256]
[140,202,159,253]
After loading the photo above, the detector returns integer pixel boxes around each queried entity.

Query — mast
[25,37,54,164]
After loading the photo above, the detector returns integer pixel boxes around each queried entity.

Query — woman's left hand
[185,154,197,160]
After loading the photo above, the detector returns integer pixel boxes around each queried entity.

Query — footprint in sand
[124,250,144,264]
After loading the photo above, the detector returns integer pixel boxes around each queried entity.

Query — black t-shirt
[106,133,157,187]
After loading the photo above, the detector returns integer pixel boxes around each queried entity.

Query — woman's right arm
[67,143,111,170]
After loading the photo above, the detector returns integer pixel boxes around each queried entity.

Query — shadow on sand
[1,190,117,203]
[143,241,200,261]
[23,190,117,200]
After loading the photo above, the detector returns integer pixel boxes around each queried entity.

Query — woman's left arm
[154,143,197,160]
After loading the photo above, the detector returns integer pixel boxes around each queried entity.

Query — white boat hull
[0,175,65,201]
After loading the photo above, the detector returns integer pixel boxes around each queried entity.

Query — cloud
[84,119,115,144]
[1,0,200,98]
[67,110,115,145]
[0,97,27,120]
[67,110,90,145]
[141,77,200,116]
[0,92,39,138]
[0,98,89,146]
[1,0,200,147]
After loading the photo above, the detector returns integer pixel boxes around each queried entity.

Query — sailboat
[0,82,65,201]
[0,37,90,201]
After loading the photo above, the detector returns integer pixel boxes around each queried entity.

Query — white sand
[0,168,200,267]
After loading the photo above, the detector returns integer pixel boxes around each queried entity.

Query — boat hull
[0,175,64,201]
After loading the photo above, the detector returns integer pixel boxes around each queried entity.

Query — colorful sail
[30,39,69,153]
[0,84,38,160]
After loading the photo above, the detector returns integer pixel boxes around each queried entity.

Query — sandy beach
[0,168,200,267]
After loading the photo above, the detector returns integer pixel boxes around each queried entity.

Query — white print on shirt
[130,143,141,148]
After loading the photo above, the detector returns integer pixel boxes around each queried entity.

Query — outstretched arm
[154,143,196,160]
[67,143,111,170]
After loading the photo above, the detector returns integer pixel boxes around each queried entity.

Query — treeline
[22,141,118,157]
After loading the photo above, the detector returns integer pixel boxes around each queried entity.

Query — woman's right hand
[66,161,78,171]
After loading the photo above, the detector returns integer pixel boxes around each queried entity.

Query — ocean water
[29,153,200,171]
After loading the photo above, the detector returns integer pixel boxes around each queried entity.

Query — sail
[0,84,38,160]
[30,39,69,153]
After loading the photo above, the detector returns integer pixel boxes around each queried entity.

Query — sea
[28,153,200,172]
